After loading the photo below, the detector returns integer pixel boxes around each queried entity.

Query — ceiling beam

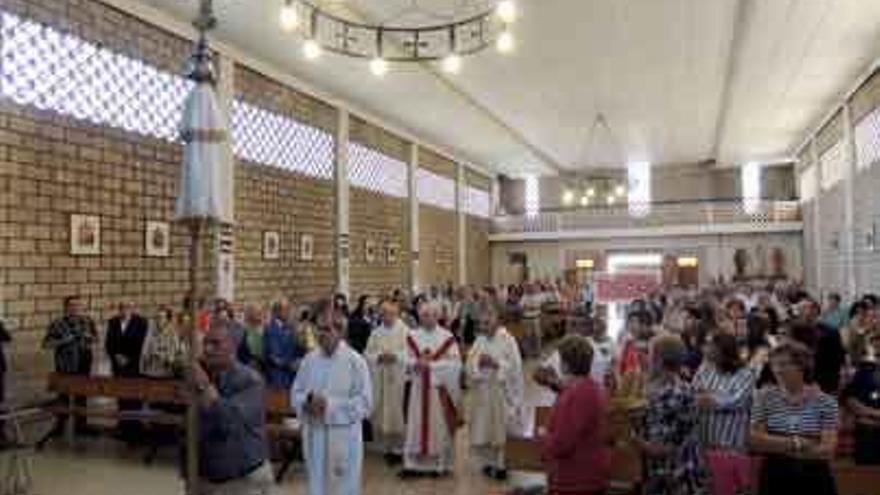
[710,0,752,165]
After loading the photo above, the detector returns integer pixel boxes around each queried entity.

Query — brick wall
[0,0,214,400]
[466,216,490,286]
[233,67,337,304]
[417,148,458,287]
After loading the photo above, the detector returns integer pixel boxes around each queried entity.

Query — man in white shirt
[399,302,462,478]
[363,299,409,464]
[292,300,373,495]
[467,302,524,479]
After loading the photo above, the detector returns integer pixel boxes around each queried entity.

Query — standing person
[41,295,98,438]
[800,298,845,394]
[105,301,149,442]
[399,302,462,478]
[841,300,874,367]
[140,306,185,379]
[820,293,848,332]
[0,319,11,444]
[635,334,708,495]
[693,334,757,495]
[364,300,409,464]
[347,295,373,354]
[520,282,544,358]
[842,329,880,465]
[292,299,372,495]
[588,317,617,388]
[582,281,594,316]
[263,299,305,390]
[194,319,274,495]
[750,342,839,495]
[542,335,610,495]
[467,302,524,480]
[240,304,265,372]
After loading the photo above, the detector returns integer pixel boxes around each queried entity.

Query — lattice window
[799,165,818,202]
[0,11,192,141]
[464,186,490,218]
[820,141,844,190]
[627,161,651,217]
[230,100,334,180]
[417,168,455,211]
[348,142,408,198]
[525,175,539,217]
[855,107,880,172]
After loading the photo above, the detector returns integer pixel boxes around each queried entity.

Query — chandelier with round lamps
[277,0,519,76]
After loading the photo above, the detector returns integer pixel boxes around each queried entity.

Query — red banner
[594,271,660,302]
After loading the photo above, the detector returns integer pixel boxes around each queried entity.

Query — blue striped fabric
[751,385,839,437]
[693,363,757,449]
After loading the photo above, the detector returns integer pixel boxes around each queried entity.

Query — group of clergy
[291,296,525,495]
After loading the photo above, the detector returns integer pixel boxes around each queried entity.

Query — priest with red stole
[399,301,463,478]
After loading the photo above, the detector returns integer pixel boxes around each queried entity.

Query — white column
[408,144,420,293]
[842,103,858,298]
[335,109,350,298]
[215,54,235,301]
[456,163,467,285]
[810,139,824,294]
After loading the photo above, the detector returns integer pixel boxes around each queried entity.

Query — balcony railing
[491,199,802,235]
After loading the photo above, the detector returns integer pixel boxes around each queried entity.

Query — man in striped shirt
[693,333,757,495]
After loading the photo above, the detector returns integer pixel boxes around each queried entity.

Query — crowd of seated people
[32,277,880,494]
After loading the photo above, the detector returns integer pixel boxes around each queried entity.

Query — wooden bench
[43,373,300,479]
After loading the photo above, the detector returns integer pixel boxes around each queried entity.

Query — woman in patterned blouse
[635,334,708,495]
[750,341,839,495]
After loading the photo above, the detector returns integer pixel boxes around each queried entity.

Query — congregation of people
[32,277,880,495]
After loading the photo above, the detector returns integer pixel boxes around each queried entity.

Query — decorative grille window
[524,174,539,217]
[465,186,490,218]
[347,142,408,198]
[417,168,456,211]
[627,161,651,217]
[819,141,843,190]
[799,165,818,202]
[855,107,880,172]
[0,11,193,141]
[230,100,334,180]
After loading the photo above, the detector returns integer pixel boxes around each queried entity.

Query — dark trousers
[854,423,880,465]
[53,356,93,435]
[758,455,837,495]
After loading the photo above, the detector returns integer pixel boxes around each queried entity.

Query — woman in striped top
[750,341,839,495]
[693,333,757,495]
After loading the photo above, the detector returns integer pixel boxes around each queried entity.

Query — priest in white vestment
[364,299,409,463]
[291,301,372,495]
[399,301,462,477]
[467,302,525,480]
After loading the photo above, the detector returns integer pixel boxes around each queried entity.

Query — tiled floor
[6,358,553,495]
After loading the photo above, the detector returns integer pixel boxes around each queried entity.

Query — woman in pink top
[543,335,611,495]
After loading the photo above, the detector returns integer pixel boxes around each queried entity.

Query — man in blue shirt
[264,298,306,389]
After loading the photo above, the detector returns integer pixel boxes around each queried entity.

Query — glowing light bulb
[442,53,462,74]
[586,187,596,197]
[496,30,514,53]
[496,0,517,24]
[370,57,388,76]
[279,1,299,32]
[615,184,625,196]
[580,196,589,207]
[606,196,615,205]
[303,39,321,60]
[562,190,574,205]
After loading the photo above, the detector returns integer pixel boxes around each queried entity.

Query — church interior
[2,0,880,494]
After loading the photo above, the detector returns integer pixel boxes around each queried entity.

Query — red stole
[405,334,462,456]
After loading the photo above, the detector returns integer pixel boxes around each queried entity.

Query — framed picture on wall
[386,242,399,264]
[263,231,280,260]
[70,214,100,256]
[145,220,170,257]
[365,239,378,264]
[299,233,314,261]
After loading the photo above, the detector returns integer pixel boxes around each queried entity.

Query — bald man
[364,299,410,463]
[195,319,274,495]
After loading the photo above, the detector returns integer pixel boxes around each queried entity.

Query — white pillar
[456,163,467,285]
[842,103,858,298]
[408,144,420,293]
[215,54,235,302]
[810,139,824,294]
[335,109,350,298]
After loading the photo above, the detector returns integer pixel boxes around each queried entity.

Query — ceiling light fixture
[580,196,589,207]
[442,53,462,74]
[302,39,322,59]
[586,187,596,197]
[279,0,300,32]
[562,190,574,205]
[606,196,615,205]
[370,56,388,76]
[276,0,518,73]
[615,184,625,196]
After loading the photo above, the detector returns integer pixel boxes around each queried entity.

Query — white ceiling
[132,0,880,176]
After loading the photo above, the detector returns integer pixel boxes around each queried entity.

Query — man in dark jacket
[105,301,148,442]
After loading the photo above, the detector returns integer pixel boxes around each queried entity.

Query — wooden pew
[43,373,300,477]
